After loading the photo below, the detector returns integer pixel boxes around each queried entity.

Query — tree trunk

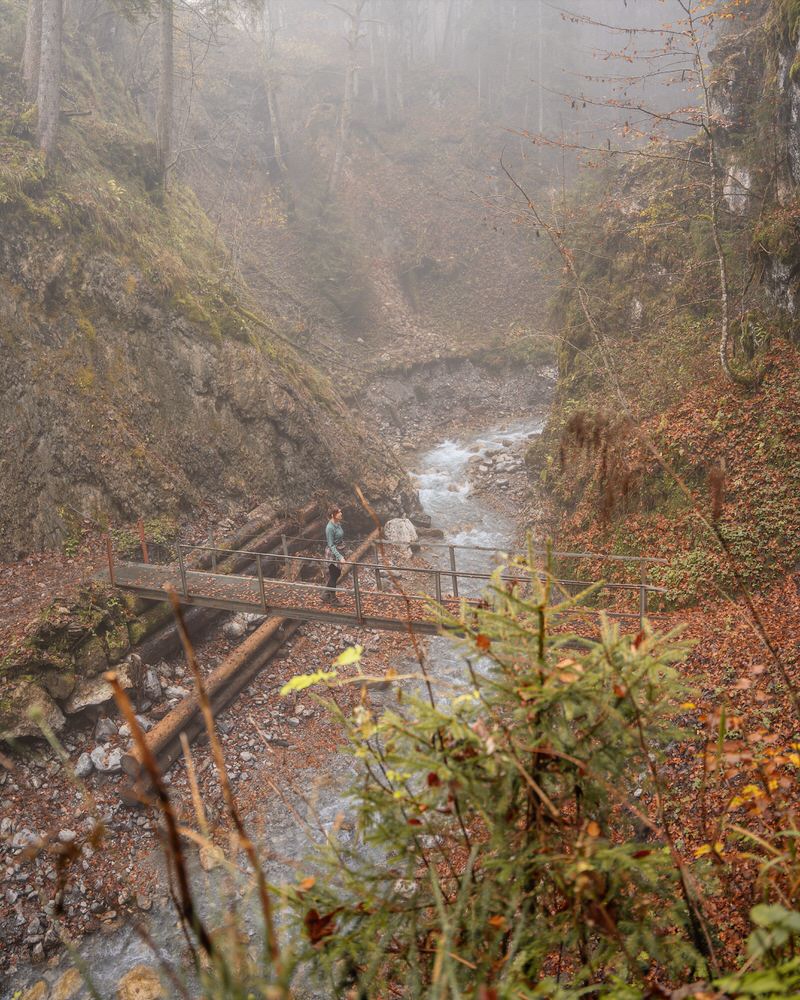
[36,0,62,160]
[368,19,379,107]
[23,0,43,102]
[157,0,174,188]
[382,20,393,121]
[440,0,454,66]
[328,0,365,197]
[260,0,287,176]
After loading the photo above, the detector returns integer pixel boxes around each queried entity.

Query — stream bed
[3,417,543,1000]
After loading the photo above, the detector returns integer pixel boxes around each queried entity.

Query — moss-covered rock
[0,679,65,741]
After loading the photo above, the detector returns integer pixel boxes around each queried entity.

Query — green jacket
[325,520,344,562]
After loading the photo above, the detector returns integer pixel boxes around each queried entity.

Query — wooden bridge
[104,531,669,635]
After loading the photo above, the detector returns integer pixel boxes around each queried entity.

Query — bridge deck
[110,561,466,634]
[104,533,670,633]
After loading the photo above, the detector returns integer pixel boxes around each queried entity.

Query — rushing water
[3,418,542,999]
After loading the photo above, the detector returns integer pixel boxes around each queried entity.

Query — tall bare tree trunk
[328,0,365,197]
[368,18,379,107]
[37,0,62,160]
[157,0,174,188]
[440,0,454,66]
[382,20,393,121]
[23,0,43,101]
[260,0,287,176]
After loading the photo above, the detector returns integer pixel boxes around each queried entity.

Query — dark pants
[325,561,341,599]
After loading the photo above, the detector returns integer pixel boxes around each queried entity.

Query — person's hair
[329,506,342,518]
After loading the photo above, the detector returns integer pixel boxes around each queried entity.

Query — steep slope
[529,0,800,598]
[0,6,410,558]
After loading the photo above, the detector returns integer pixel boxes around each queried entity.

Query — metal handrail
[172,545,668,596]
[270,534,670,565]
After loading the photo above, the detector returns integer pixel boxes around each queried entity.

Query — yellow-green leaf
[280,670,338,696]
[333,645,364,666]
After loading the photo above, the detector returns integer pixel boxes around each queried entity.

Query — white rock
[58,829,77,844]
[383,518,418,546]
[165,685,190,700]
[90,746,123,773]
[223,619,246,640]
[75,753,93,778]
[64,662,133,714]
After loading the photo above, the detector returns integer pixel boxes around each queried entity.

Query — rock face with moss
[0,8,410,558]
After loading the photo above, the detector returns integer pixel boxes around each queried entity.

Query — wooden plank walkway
[110,561,466,635]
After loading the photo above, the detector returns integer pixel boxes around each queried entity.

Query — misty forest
[4,0,800,996]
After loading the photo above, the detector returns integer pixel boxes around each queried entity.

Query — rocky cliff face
[0,18,410,558]
[712,0,800,318]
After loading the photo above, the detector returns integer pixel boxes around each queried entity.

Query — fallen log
[191,502,318,570]
[120,528,381,805]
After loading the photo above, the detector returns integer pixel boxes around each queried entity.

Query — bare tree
[23,0,43,102]
[157,0,174,188]
[37,0,62,160]
[327,0,365,197]
[258,0,287,176]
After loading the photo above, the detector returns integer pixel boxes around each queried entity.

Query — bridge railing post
[371,542,383,591]
[434,569,443,604]
[257,553,267,612]
[449,545,458,597]
[352,563,363,623]
[209,530,216,572]
[281,534,289,568]
[178,544,188,598]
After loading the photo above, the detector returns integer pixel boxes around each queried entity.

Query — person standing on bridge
[323,506,345,605]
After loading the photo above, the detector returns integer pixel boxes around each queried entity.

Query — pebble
[240,751,254,762]
[58,829,77,844]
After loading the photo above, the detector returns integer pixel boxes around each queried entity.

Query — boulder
[64,661,133,714]
[383,518,418,546]
[382,518,419,561]
[39,668,76,701]
[0,680,66,742]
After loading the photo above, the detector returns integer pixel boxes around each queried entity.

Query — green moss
[103,623,130,664]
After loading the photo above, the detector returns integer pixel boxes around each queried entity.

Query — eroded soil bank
[0,359,550,999]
